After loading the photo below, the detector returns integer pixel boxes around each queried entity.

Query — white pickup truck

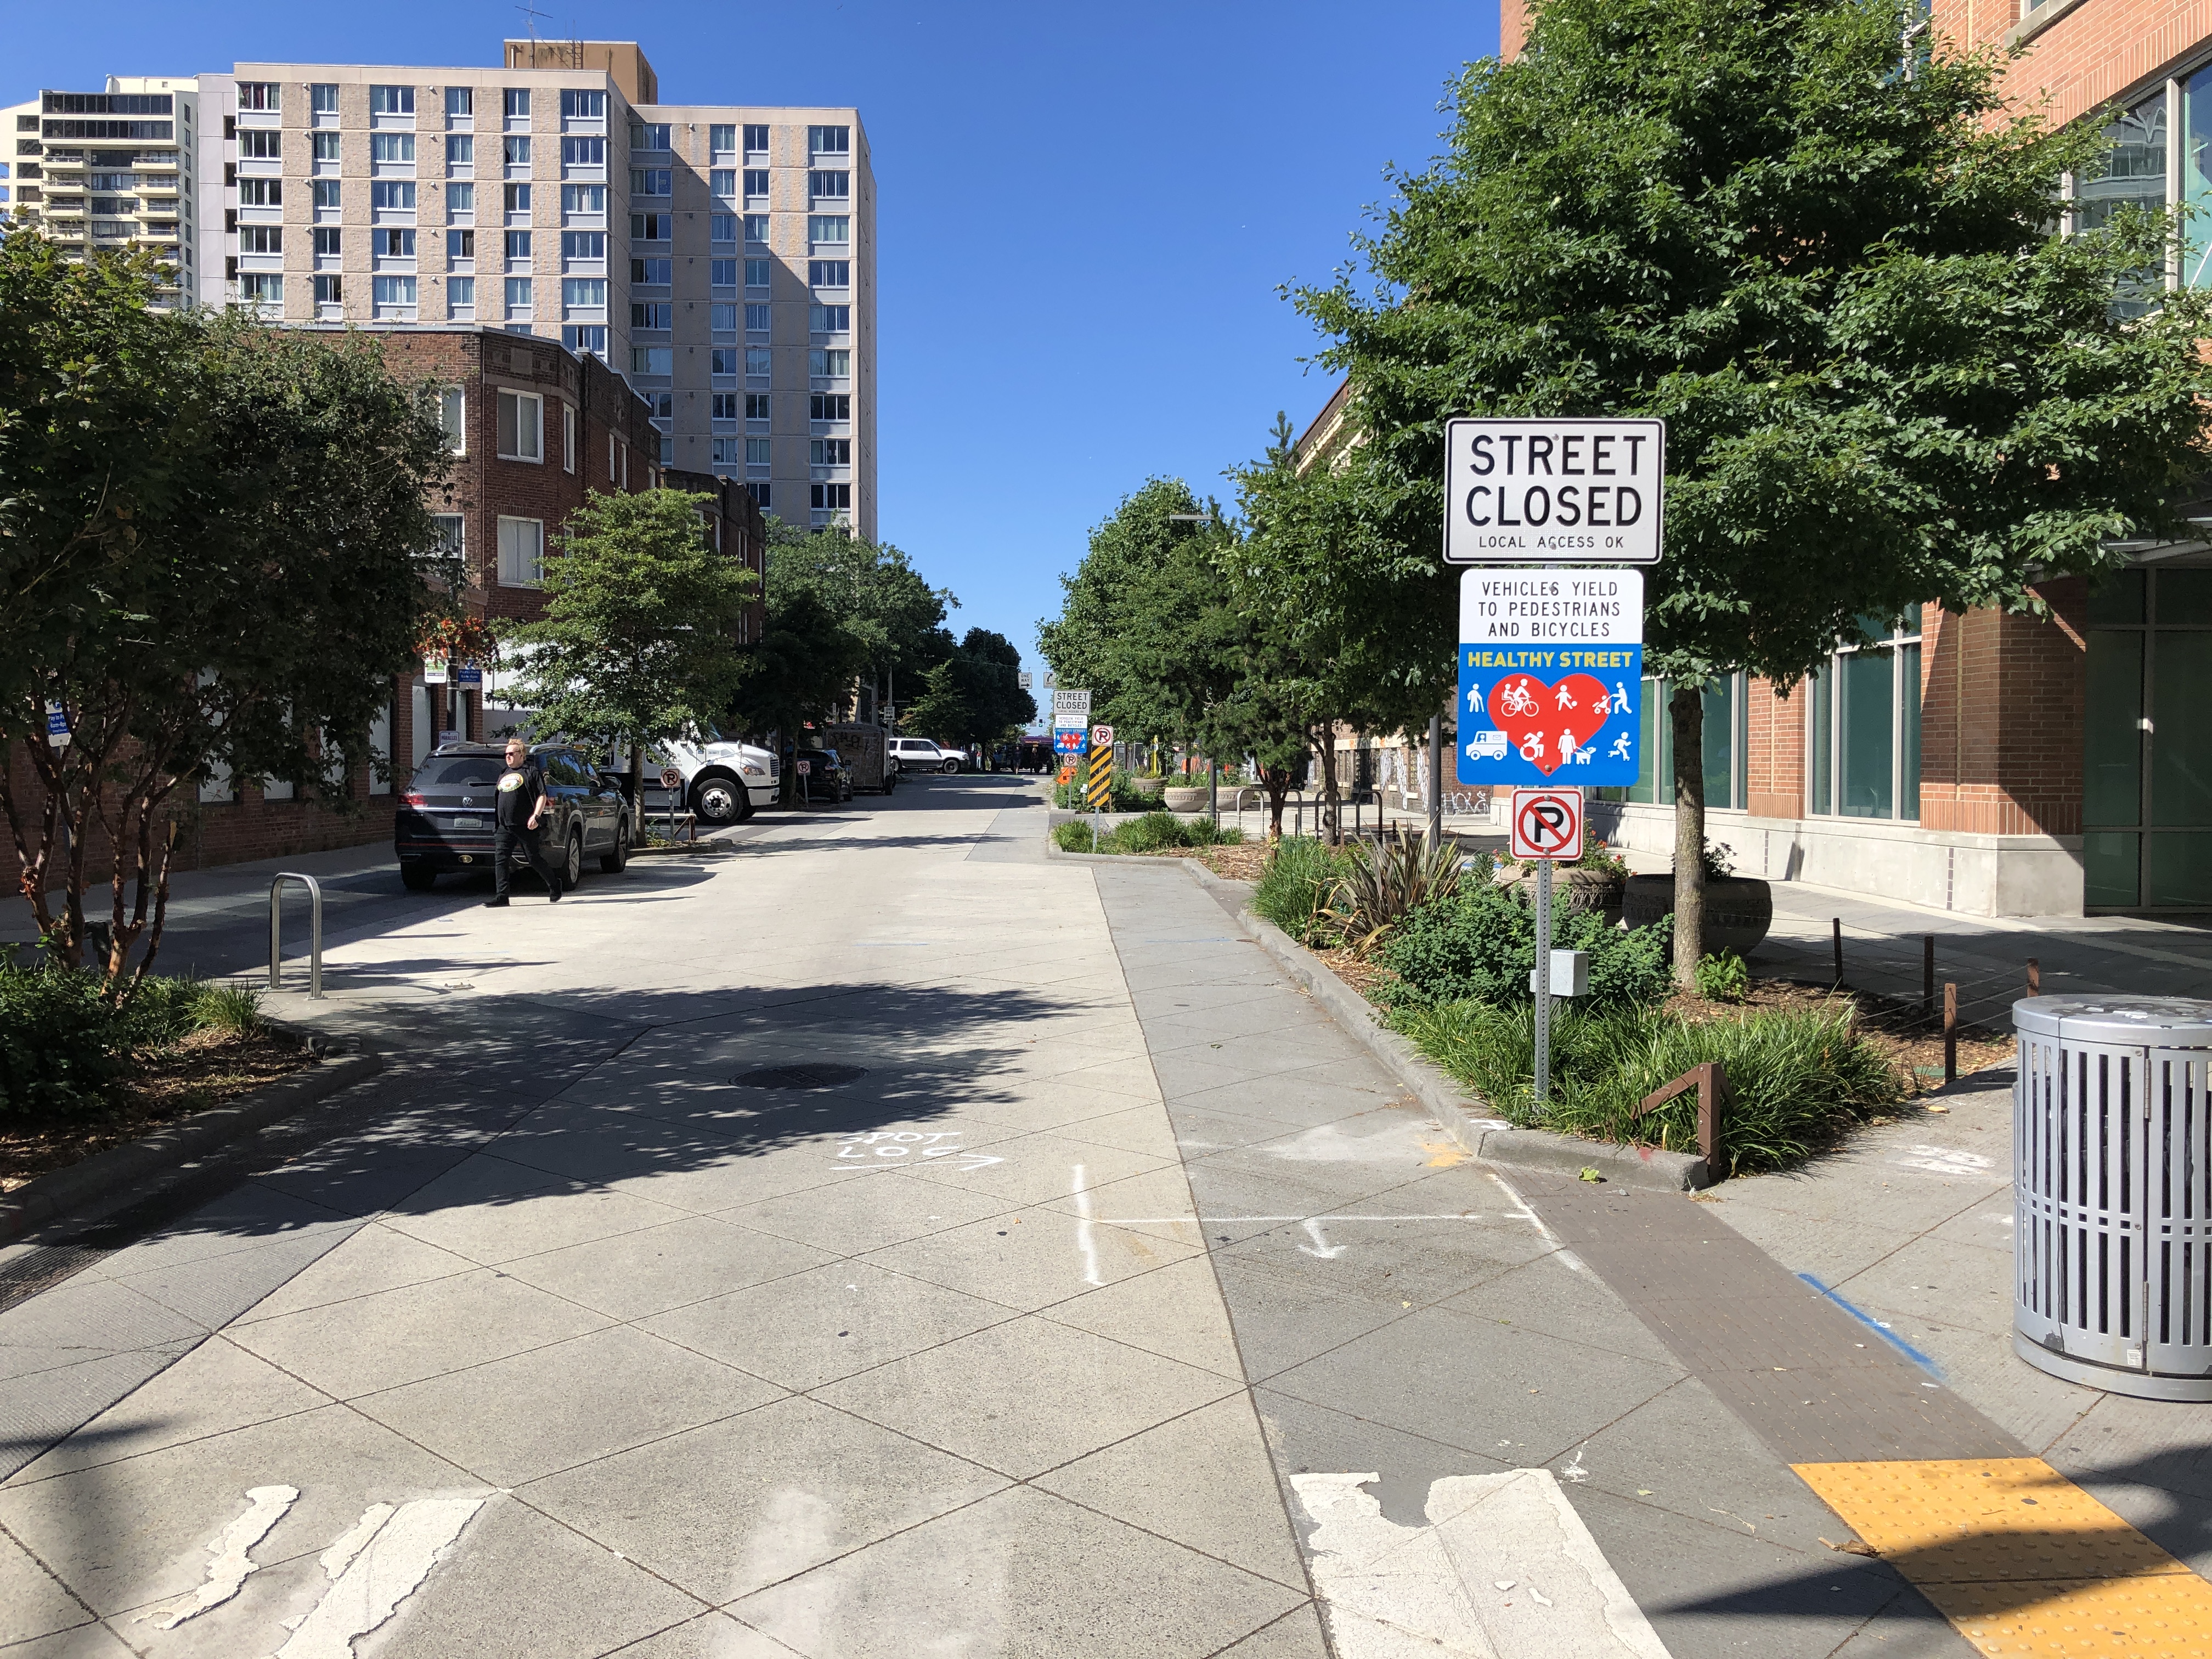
[636,736,779,825]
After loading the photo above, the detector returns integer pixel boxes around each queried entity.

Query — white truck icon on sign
[1465,730,1509,761]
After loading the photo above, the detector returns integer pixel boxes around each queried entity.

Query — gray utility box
[2014,995,2212,1401]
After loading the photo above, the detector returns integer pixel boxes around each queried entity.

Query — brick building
[1464,0,2212,916]
[3,324,765,889]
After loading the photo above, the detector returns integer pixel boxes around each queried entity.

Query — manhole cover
[733,1064,869,1090]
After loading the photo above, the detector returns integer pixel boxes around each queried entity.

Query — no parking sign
[1510,788,1583,861]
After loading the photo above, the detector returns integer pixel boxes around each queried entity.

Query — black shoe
[484,896,509,908]
[548,879,562,902]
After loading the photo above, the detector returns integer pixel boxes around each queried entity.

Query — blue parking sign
[1455,568,1644,788]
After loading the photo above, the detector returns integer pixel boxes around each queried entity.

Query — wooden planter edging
[0,1045,383,1242]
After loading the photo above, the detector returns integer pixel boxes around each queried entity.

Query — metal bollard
[269,872,325,998]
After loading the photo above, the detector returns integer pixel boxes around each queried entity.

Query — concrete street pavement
[0,777,2205,1656]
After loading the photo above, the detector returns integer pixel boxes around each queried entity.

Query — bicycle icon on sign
[1498,680,1540,718]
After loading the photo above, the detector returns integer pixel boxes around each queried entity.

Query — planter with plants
[1621,842,1773,955]
[1161,786,1210,812]
[1494,829,1627,926]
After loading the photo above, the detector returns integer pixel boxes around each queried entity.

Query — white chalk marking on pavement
[275,1496,485,1659]
[1291,1468,1672,1658]
[1895,1145,1995,1178]
[144,1484,298,1629]
[1298,1218,1346,1260]
[831,1129,1002,1172]
[1271,1122,1435,1165]
[1487,1170,1586,1274]
[1073,1164,1104,1286]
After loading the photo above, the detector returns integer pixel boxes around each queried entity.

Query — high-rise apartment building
[3,77,204,306]
[4,40,874,539]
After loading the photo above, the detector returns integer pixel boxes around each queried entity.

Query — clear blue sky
[8,0,1499,691]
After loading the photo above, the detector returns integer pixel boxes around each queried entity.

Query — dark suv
[396,742,633,893]
[791,746,854,803]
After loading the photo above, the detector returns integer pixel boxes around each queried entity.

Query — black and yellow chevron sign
[1085,743,1112,810]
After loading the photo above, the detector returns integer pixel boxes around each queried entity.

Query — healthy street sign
[1444,418,1664,566]
[1456,567,1642,788]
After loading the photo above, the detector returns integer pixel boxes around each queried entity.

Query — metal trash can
[2014,995,2212,1402]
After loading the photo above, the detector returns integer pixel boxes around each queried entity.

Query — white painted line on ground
[1894,1146,1996,1177]
[1103,1214,1491,1225]
[276,1496,486,1658]
[1487,1169,1586,1274]
[1292,1469,1672,1658]
[1073,1163,1104,1286]
[143,1485,298,1629]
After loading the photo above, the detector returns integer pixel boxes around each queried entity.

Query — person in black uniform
[486,737,562,906]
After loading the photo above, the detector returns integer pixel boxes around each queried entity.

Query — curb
[0,1049,384,1242]
[1173,857,1713,1193]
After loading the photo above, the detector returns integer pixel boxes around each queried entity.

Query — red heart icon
[1487,673,1612,776]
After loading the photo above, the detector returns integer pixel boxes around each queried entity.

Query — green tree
[509,489,758,803]
[1038,479,1235,748]
[1,294,458,989]
[731,583,871,767]
[1228,416,1451,843]
[907,628,1039,760]
[764,521,956,716]
[1296,0,2212,975]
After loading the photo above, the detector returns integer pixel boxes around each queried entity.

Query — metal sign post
[1511,786,1584,1110]
[798,757,811,808]
[660,765,681,841]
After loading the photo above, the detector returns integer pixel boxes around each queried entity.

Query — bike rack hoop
[269,872,325,999]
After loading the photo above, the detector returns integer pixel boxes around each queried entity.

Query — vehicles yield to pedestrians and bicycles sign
[1457,567,1642,787]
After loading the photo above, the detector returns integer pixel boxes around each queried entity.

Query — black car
[397,742,633,892]
[791,746,854,803]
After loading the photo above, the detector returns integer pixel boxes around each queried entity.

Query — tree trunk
[1671,682,1705,988]
[628,742,646,825]
[1315,727,1343,846]
[1260,766,1294,839]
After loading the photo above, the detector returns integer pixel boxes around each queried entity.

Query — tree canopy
[907,628,1037,752]
[507,488,758,794]
[1297,0,2212,687]
[0,235,458,984]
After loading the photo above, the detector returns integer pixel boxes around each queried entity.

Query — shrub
[1051,769,1155,812]
[1392,998,1901,1173]
[190,983,268,1040]
[1251,837,1351,945]
[1054,811,1242,855]
[0,956,133,1117]
[1379,884,1672,1010]
[1325,834,1466,951]
[1054,819,1101,852]
[1694,950,1751,1002]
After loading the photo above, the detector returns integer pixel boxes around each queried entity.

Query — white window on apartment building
[239,129,281,159]
[745,437,771,469]
[496,389,543,461]
[369,84,414,117]
[310,83,338,119]
[745,347,771,377]
[504,88,532,120]
[497,517,544,587]
[239,273,281,309]
[438,387,465,454]
[631,347,673,376]
[711,214,738,244]
[446,134,472,171]
[371,275,417,318]
[313,132,341,165]
[563,183,607,219]
[710,123,736,157]
[446,182,473,219]
[562,278,606,316]
[743,123,769,157]
[445,87,472,119]
[744,214,770,242]
[629,122,671,150]
[447,276,475,318]
[563,403,577,472]
[711,437,741,469]
[808,170,848,201]
[371,132,414,164]
[808,124,849,156]
[808,215,849,246]
[237,81,280,111]
[810,304,850,334]
[504,276,532,318]
[561,89,604,120]
[630,168,671,197]
[808,348,850,379]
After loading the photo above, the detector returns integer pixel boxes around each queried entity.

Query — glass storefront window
[1595,675,1741,808]
[2186,69,2212,287]
[1807,611,1923,821]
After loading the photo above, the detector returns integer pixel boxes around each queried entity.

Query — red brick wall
[1916,583,2087,836]
[1938,0,2212,125]
[1502,0,1531,60]
[1745,677,1805,820]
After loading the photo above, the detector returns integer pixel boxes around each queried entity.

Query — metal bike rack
[269,872,325,998]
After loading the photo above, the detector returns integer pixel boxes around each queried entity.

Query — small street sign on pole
[422,654,450,686]
[1511,786,1584,1112]
[43,701,70,749]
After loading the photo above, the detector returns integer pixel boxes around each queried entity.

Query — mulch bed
[0,1029,317,1194]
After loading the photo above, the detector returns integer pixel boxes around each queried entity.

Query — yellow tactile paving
[1795,1459,2212,1657]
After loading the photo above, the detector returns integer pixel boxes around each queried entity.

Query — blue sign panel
[1455,568,1644,788]
[1054,729,1085,755]
[457,665,483,687]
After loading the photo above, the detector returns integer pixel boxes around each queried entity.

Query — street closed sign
[1444,419,1664,566]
